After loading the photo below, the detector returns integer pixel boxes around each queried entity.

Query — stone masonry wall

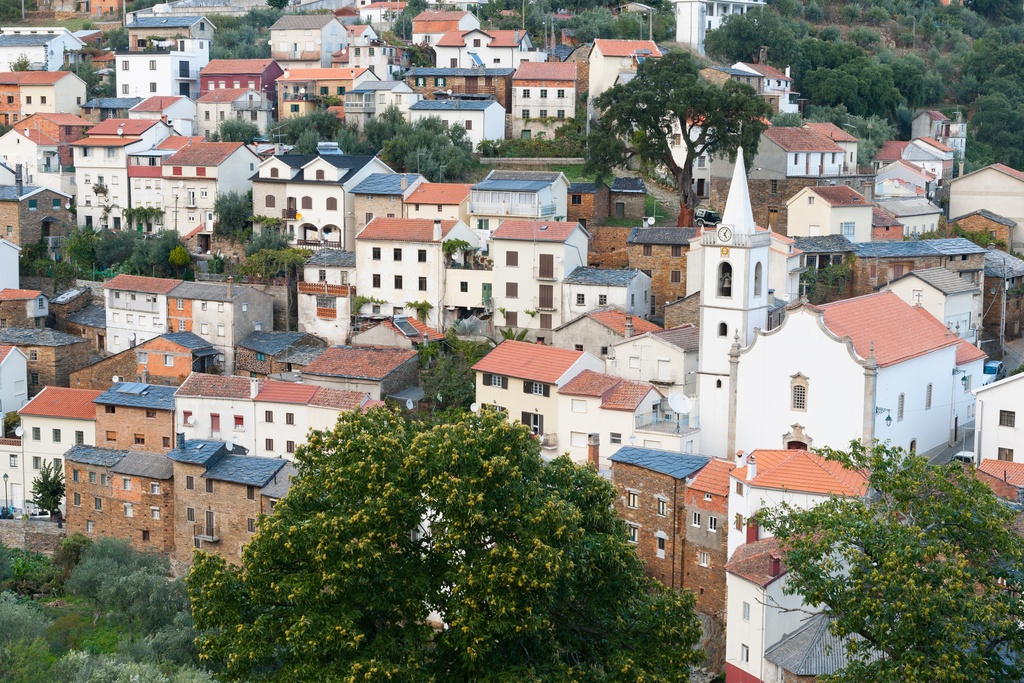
[610,462,685,590]
[627,242,690,318]
[95,405,175,452]
[663,293,700,329]
[953,213,1012,247]
[0,518,66,556]
[587,225,631,268]
[683,487,730,619]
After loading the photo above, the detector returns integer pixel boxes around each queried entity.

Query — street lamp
[2,472,7,518]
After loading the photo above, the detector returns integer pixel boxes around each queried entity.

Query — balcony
[176,69,199,80]
[533,267,556,282]
[282,208,298,220]
[316,307,337,320]
[540,433,557,448]
[193,524,220,542]
[282,92,318,101]
[468,201,556,217]
[344,97,374,112]
[295,238,343,250]
[635,413,699,435]
[299,281,352,296]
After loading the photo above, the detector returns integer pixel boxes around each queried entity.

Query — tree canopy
[188,408,702,681]
[758,441,1024,682]
[589,50,771,226]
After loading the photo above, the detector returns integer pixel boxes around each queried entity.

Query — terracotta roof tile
[307,387,367,410]
[731,450,868,497]
[586,309,661,336]
[916,136,954,153]
[485,29,530,47]
[15,129,57,146]
[688,458,736,496]
[163,141,245,167]
[70,136,141,148]
[177,373,255,399]
[978,459,1024,488]
[302,345,417,380]
[357,217,458,243]
[19,386,102,420]
[725,537,786,587]
[383,317,444,342]
[130,96,186,112]
[254,379,318,404]
[0,71,74,85]
[103,274,182,294]
[592,39,662,58]
[201,59,275,75]
[473,340,584,384]
[413,9,470,22]
[807,185,868,206]
[803,121,858,143]
[514,61,576,82]
[924,110,947,121]
[404,182,471,206]
[278,67,368,81]
[346,24,370,35]
[0,289,41,301]
[742,62,790,81]
[602,378,660,411]
[818,291,961,367]
[875,140,909,161]
[0,346,12,363]
[156,135,204,150]
[87,118,160,136]
[491,220,582,242]
[764,127,843,153]
[22,112,91,127]
[558,369,620,396]
[990,163,1024,183]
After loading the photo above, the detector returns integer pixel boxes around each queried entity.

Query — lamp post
[2,472,7,518]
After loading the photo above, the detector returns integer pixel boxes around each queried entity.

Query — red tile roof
[803,121,858,143]
[742,62,790,81]
[924,110,948,121]
[725,537,787,587]
[473,340,584,384]
[0,289,41,301]
[156,135,204,150]
[586,309,661,336]
[357,217,458,243]
[254,380,319,404]
[732,449,868,497]
[872,207,902,228]
[383,317,444,342]
[602,378,660,411]
[278,67,368,82]
[978,459,1024,488]
[163,141,246,167]
[362,1,406,8]
[592,39,662,58]
[412,9,470,22]
[0,71,75,85]
[104,274,182,294]
[990,163,1024,183]
[346,24,371,35]
[688,458,736,496]
[14,128,57,145]
[87,119,160,136]
[71,136,143,148]
[0,346,12,363]
[23,112,91,127]
[807,185,868,206]
[909,307,986,365]
[514,61,576,82]
[764,126,843,153]
[177,373,255,399]
[19,387,102,420]
[303,345,417,380]
[916,136,954,153]
[201,59,275,75]
[491,220,582,242]
[404,182,472,206]
[875,140,910,162]
[818,291,961,367]
[130,96,186,113]
[558,369,620,397]
[307,387,368,410]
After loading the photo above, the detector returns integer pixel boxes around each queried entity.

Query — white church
[690,149,986,461]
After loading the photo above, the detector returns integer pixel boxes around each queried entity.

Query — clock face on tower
[717,226,732,242]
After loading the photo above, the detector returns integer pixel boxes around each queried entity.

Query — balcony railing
[176,69,199,80]
[299,281,352,297]
[282,208,298,220]
[282,92,318,101]
[540,433,557,448]
[193,524,220,542]
[468,201,556,217]
[533,267,556,281]
[316,307,337,320]
[635,414,700,435]
[295,239,343,250]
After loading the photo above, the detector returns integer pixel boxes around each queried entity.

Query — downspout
[672,477,678,589]
[863,340,877,445]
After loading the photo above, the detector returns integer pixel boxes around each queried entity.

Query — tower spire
[720,146,756,235]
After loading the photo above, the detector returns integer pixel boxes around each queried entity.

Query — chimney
[433,219,442,241]
[14,163,22,197]
[140,367,150,383]
[769,554,782,577]
[959,160,965,178]
[746,455,757,481]
[624,314,634,338]
[400,175,408,191]
[161,114,168,124]
[587,432,600,470]
[736,450,746,467]
[250,377,259,399]
[785,65,791,79]
[176,432,185,449]
[227,276,234,299]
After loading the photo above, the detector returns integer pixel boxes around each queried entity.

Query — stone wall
[850,252,985,298]
[609,190,645,220]
[0,518,66,556]
[684,485,729,619]
[70,350,138,390]
[27,340,93,396]
[567,185,609,229]
[953,213,1012,247]
[95,405,175,452]
[610,462,685,590]
[627,242,690,318]
[984,276,1024,341]
[663,292,700,329]
[587,225,631,268]
[0,300,35,329]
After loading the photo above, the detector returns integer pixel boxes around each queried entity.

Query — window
[418,249,427,263]
[718,262,732,297]
[841,221,856,238]
[372,274,381,288]
[394,275,403,289]
[657,499,667,517]
[32,457,40,470]
[539,109,548,118]
[29,350,38,361]
[86,521,93,533]
[247,485,255,501]
[656,536,666,557]
[898,393,905,421]
[926,383,933,410]
[372,247,381,260]
[394,247,403,261]
[505,311,518,327]
[106,430,116,442]
[708,516,718,532]
[74,492,81,506]
[754,262,763,296]
[1000,410,1016,427]
[124,503,134,518]
[265,438,274,451]
[234,415,244,430]
[699,551,709,567]
[627,524,639,544]
[286,413,295,425]
[151,507,160,520]
[418,277,427,291]
[627,491,638,508]
[248,518,256,533]
[791,374,808,411]
[575,293,585,306]
[736,482,743,495]
[205,479,214,493]
[692,512,701,527]
[31,427,40,441]
[287,441,295,453]
[610,432,622,445]
[963,375,972,393]
[522,88,531,98]
[522,109,530,120]
[998,447,1014,461]
[185,475,194,490]
[505,282,518,298]
[718,322,728,337]
[94,497,102,511]
[742,601,751,621]
[506,250,519,267]
[670,270,681,283]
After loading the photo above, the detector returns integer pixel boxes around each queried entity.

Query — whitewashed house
[298,250,356,345]
[0,27,84,71]
[885,267,982,345]
[561,267,651,321]
[974,373,1024,465]
[785,185,873,243]
[407,99,505,151]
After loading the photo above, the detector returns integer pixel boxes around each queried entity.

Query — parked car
[951,451,976,466]
[984,360,1006,383]
[695,207,722,227]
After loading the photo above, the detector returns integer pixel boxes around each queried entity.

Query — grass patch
[546,164,592,182]
[41,597,125,655]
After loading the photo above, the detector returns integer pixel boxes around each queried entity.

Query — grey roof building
[652,324,700,352]
[65,445,127,468]
[765,613,879,677]
[627,227,698,245]
[984,249,1024,279]
[950,209,1018,228]
[610,447,711,480]
[404,67,514,77]
[883,266,979,295]
[94,382,177,411]
[238,331,321,356]
[409,99,499,112]
[0,327,87,346]
[162,331,215,352]
[82,97,143,111]
[110,451,174,480]
[125,15,210,29]
[792,235,857,254]
[564,266,647,287]
[269,14,338,30]
[275,345,328,367]
[610,177,646,194]
[169,281,253,302]
[853,237,987,259]
[203,454,286,487]
[305,250,356,268]
[350,173,423,196]
[67,303,107,329]
[256,154,378,184]
[165,439,241,465]
[875,197,942,218]
[259,461,296,500]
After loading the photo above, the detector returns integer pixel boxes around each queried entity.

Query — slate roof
[766,613,880,676]
[725,537,786,587]
[609,447,710,479]
[563,266,645,286]
[889,267,979,295]
[986,249,1024,279]
[792,235,856,253]
[65,445,126,467]
[203,454,285,486]
[486,170,562,182]
[82,97,143,110]
[951,209,1017,228]
[0,327,86,346]
[568,182,597,194]
[472,339,585,383]
[19,387,102,420]
[261,154,377,184]
[0,35,62,46]
[104,273,182,294]
[50,288,86,304]
[95,383,177,411]
[409,99,498,111]
[350,173,422,195]
[164,439,235,465]
[237,331,309,355]
[259,461,295,499]
[627,227,698,245]
[66,302,106,329]
[687,458,736,496]
[652,323,700,352]
[875,197,942,217]
[305,250,356,267]
[110,451,173,480]
[161,331,213,351]
[491,220,582,242]
[871,208,902,228]
[609,177,646,194]
[126,15,208,28]
[853,237,986,259]
[275,345,327,366]
[169,281,250,301]
[303,345,417,380]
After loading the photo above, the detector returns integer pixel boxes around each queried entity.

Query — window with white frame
[627,524,639,543]
[708,516,717,532]
[742,601,751,621]
[657,498,667,517]
[698,551,709,567]
[692,512,701,527]
[627,491,638,508]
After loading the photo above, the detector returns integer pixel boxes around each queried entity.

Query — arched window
[316,169,325,180]
[326,197,338,211]
[718,262,732,297]
[716,379,722,389]
[270,167,279,178]
[897,393,905,421]
[754,262,763,297]
[791,374,808,412]
[718,322,728,337]
[301,196,312,210]
[265,195,275,208]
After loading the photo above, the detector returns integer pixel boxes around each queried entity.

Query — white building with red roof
[410,10,480,46]
[785,185,873,242]
[732,61,798,114]
[404,182,472,223]
[472,339,602,453]
[128,96,197,136]
[358,1,407,29]
[553,308,661,360]
[103,274,183,354]
[587,39,662,105]
[974,371,1024,466]
[512,61,577,140]
[950,163,1024,250]
[433,28,542,70]
[911,109,966,157]
[195,88,274,139]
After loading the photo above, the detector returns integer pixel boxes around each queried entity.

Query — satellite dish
[64,202,70,210]
[225,441,233,452]
[111,375,120,383]
[14,426,23,437]
[185,415,195,426]
[470,402,479,413]
[667,393,692,415]
[177,180,184,189]
[628,434,637,446]
[405,398,414,410]
[620,57,631,67]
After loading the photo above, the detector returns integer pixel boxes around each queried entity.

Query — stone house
[94,382,177,453]
[70,331,217,390]
[626,227,697,319]
[0,181,72,251]
[63,302,106,354]
[567,182,608,229]
[949,209,1016,248]
[65,445,175,556]
[0,327,92,396]
[552,308,661,360]
[0,289,48,329]
[609,447,711,589]
[80,97,143,124]
[301,345,419,400]
[512,61,576,139]
[983,249,1024,343]
[298,250,356,345]
[608,177,646,221]
[235,331,328,378]
[350,173,425,236]
[850,237,987,298]
[683,458,735,619]
[403,67,514,112]
[662,292,700,329]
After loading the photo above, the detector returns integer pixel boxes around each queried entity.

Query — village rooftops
[404,67,515,77]
[686,458,736,496]
[177,373,255,399]
[125,14,211,29]
[765,613,879,676]
[883,267,979,295]
[65,445,131,467]
[201,58,276,74]
[578,309,662,336]
[984,249,1024,279]
[472,339,586,384]
[627,227,699,245]
[609,446,710,479]
[725,536,787,587]
[513,61,576,81]
[852,237,986,259]
[491,220,584,242]
[651,323,701,352]
[18,386,102,420]
[732,449,868,497]
[805,185,868,206]
[237,331,312,356]
[591,38,662,57]
[950,209,1017,227]
[129,96,187,113]
[559,370,662,411]
[0,327,86,346]
[610,177,646,193]
[169,280,252,302]
[260,461,295,499]
[350,173,422,195]
[161,331,216,351]
[978,459,1024,488]
[875,197,942,218]
[409,100,498,112]
[203,454,285,486]
[165,438,243,465]
[803,121,858,143]
[302,345,417,381]
[162,141,246,167]
[357,217,459,242]
[67,303,106,329]
[269,14,339,30]
[111,451,173,480]
[94,382,177,411]
[257,154,378,184]
[404,182,472,206]
[305,250,356,267]
[763,127,844,153]
[104,274,183,294]
[563,267,647,287]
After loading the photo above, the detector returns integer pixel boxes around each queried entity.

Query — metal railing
[193,524,220,542]
[468,201,556,217]
[634,414,699,435]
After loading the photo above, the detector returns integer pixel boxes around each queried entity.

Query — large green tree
[758,441,1024,682]
[188,408,702,681]
[590,51,772,226]
[28,461,63,520]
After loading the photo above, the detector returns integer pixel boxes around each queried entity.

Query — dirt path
[616,169,680,225]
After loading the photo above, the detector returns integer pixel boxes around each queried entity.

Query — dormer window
[316,169,324,180]
[270,167,279,178]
